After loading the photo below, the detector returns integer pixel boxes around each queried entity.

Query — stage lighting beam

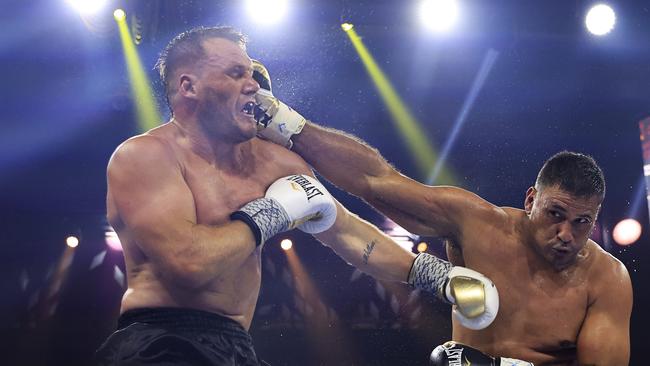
[115,11,161,132]
[343,27,456,183]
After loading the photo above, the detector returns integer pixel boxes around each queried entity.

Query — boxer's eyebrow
[549,203,567,212]
[577,212,595,221]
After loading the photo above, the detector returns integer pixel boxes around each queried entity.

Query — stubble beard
[197,89,255,144]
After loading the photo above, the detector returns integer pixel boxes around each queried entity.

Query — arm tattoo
[362,239,377,265]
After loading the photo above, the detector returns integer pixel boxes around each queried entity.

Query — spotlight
[341,23,354,32]
[246,0,288,25]
[419,0,459,33]
[113,9,126,21]
[585,4,616,36]
[281,239,293,251]
[612,219,642,246]
[416,242,428,253]
[66,236,79,248]
[105,229,123,251]
[67,0,107,15]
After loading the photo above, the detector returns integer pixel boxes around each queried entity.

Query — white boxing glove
[266,175,337,234]
[230,175,337,246]
[407,253,499,330]
[252,60,306,149]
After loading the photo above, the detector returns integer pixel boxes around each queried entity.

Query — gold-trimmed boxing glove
[407,253,499,330]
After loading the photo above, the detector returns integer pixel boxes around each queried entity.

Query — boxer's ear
[179,74,199,99]
[524,186,536,216]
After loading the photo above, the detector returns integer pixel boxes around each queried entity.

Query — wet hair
[535,151,606,200]
[155,26,247,105]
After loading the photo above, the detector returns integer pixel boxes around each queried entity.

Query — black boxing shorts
[95,307,264,366]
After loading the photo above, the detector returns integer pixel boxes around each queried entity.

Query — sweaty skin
[108,129,315,329]
[290,123,632,366]
[107,37,418,331]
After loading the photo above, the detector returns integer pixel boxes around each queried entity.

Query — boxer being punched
[253,62,633,365]
[95,26,498,366]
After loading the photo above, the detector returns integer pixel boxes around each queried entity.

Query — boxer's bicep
[577,262,632,365]
[366,170,495,239]
[108,137,198,272]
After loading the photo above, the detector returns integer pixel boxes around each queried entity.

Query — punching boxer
[95,26,499,366]
[252,60,632,365]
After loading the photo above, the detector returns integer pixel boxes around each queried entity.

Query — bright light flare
[66,236,79,248]
[341,23,354,32]
[67,0,108,15]
[105,230,123,251]
[392,238,414,252]
[417,242,428,253]
[246,0,288,25]
[612,219,642,246]
[113,9,126,21]
[280,239,293,251]
[585,4,616,36]
[419,0,459,33]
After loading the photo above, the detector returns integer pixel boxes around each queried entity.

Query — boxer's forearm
[293,122,393,198]
[314,202,415,283]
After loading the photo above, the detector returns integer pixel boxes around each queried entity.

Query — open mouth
[241,101,255,116]
[551,247,571,255]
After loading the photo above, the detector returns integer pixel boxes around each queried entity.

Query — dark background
[1,0,648,365]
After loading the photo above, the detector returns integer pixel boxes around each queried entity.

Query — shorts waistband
[118,307,251,340]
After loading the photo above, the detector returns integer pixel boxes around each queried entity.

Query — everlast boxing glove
[430,341,534,366]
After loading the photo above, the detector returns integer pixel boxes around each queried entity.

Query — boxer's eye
[548,210,563,221]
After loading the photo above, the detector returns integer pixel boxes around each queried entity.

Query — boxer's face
[188,38,259,142]
[525,185,601,270]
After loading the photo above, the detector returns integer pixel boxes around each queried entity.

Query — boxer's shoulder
[469,204,519,232]
[583,240,630,284]
[109,132,177,172]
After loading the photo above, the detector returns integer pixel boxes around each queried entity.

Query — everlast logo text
[287,175,324,201]
[443,346,463,366]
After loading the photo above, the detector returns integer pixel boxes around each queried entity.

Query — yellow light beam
[344,28,456,185]
[115,11,161,132]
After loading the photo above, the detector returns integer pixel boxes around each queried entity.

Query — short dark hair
[535,151,606,200]
[155,26,247,104]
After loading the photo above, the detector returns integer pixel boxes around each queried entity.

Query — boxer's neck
[170,117,253,171]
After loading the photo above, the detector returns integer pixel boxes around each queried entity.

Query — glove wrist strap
[407,253,453,301]
[230,197,291,247]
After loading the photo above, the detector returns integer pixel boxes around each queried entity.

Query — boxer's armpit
[373,196,430,226]
[362,239,377,265]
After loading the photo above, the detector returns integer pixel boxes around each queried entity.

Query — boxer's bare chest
[180,147,287,225]
[457,229,592,360]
